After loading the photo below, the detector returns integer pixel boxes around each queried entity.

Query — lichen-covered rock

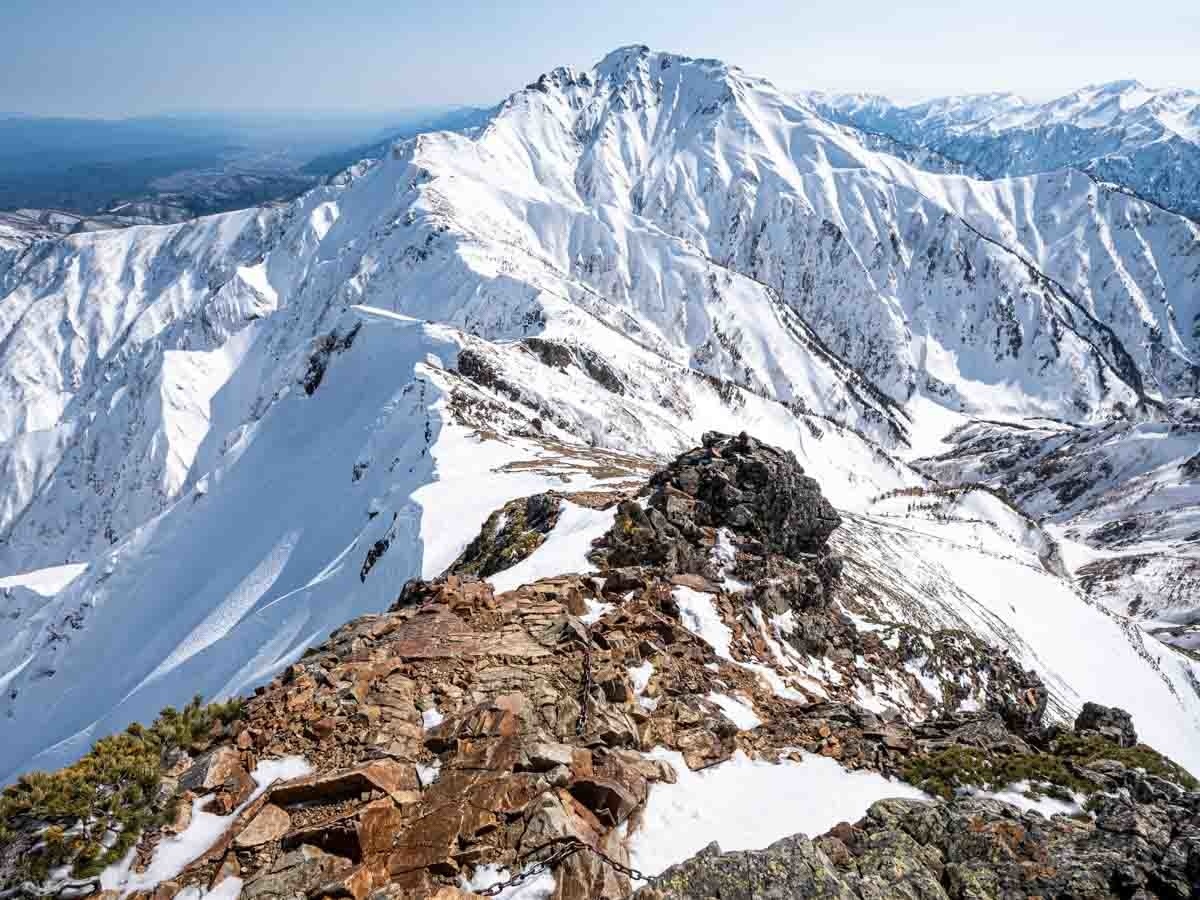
[444,493,563,579]
[635,836,856,899]
[241,845,351,900]
[639,783,1200,900]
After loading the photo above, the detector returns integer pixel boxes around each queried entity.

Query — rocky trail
[2,433,1197,900]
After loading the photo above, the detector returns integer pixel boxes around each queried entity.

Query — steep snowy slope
[0,289,935,781]
[835,512,1200,776]
[872,167,1200,399]
[807,80,1200,222]
[2,46,1198,782]
[918,403,1200,649]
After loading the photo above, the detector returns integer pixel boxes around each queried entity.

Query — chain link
[476,840,580,896]
[476,836,646,897]
[575,624,593,737]
[481,626,648,897]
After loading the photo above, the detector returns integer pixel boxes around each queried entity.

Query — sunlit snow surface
[488,502,616,594]
[672,586,734,660]
[460,864,555,899]
[835,512,1200,776]
[0,563,88,595]
[706,692,763,730]
[628,748,927,877]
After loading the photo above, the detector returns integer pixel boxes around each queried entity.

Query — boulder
[241,845,352,900]
[179,746,248,794]
[1075,701,1138,748]
[634,836,852,899]
[269,760,420,806]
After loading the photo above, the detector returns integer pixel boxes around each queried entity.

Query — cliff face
[2,434,1196,900]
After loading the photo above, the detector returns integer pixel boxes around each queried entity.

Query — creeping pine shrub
[902,733,1198,801]
[1052,733,1198,790]
[901,745,1090,801]
[0,695,244,885]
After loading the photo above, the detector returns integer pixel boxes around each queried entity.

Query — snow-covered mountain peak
[1082,77,1148,97]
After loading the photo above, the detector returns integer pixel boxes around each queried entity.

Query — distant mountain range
[0,108,491,222]
[803,80,1200,221]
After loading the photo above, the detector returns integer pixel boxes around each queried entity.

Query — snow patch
[966,781,1083,817]
[629,748,927,877]
[628,661,654,696]
[115,756,310,895]
[581,597,613,625]
[706,692,763,730]
[416,758,442,787]
[672,587,732,660]
[0,563,88,596]
[487,502,616,594]
[459,863,555,899]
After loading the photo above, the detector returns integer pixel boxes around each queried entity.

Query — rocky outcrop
[1075,701,1138,748]
[640,768,1200,899]
[443,493,563,579]
[641,702,1200,899]
[3,435,1196,900]
[592,432,841,576]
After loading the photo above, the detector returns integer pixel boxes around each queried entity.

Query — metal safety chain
[476,623,648,898]
[476,836,646,897]
[574,624,593,736]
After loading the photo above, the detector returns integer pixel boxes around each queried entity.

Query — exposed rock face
[636,835,854,899]
[1075,701,1138,748]
[443,493,563,579]
[639,768,1200,900]
[658,432,841,557]
[642,703,1200,899]
[3,435,1196,900]
[593,432,841,577]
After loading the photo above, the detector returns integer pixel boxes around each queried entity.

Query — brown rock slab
[568,776,640,825]
[179,746,247,793]
[269,760,419,806]
[234,803,291,848]
[310,860,387,900]
[205,767,256,815]
[283,798,403,860]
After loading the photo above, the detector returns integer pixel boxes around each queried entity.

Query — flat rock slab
[235,804,291,848]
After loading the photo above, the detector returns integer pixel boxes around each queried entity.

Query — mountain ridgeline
[0,46,1199,900]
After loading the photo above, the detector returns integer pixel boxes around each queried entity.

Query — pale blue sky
[3,0,1197,116]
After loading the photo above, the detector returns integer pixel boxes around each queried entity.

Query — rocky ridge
[1,434,1197,900]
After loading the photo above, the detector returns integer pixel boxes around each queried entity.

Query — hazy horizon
[2,0,1197,117]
